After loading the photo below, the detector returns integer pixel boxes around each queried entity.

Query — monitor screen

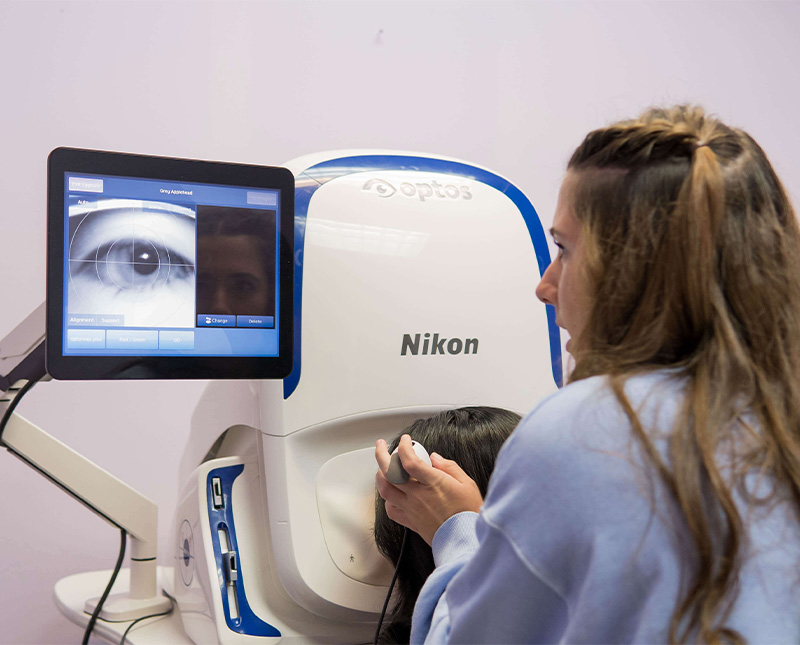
[46,147,294,380]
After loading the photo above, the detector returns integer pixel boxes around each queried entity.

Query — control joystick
[386,440,432,484]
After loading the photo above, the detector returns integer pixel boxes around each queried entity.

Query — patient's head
[374,406,521,644]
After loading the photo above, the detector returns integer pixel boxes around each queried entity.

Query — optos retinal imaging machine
[0,147,561,643]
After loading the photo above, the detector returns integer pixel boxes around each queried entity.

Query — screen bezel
[46,147,294,381]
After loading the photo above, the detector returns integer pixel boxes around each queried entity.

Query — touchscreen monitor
[46,148,294,380]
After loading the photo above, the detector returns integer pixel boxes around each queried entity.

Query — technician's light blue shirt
[411,372,800,643]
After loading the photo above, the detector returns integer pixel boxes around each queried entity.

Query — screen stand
[1,321,170,622]
[1,398,171,621]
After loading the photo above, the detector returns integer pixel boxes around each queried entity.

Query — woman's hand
[375,434,484,545]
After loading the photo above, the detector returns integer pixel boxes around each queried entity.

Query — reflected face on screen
[67,199,196,328]
[194,205,277,318]
[196,235,273,316]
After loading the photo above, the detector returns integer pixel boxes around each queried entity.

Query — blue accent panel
[283,179,314,398]
[282,155,563,398]
[207,465,281,637]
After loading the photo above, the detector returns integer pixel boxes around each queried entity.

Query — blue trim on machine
[283,155,562,398]
[207,464,281,638]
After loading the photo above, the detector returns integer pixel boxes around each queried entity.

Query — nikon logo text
[363,178,472,202]
[401,333,479,356]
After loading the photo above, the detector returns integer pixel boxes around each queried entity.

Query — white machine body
[171,151,561,643]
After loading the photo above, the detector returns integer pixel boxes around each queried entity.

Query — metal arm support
[0,393,170,619]
[0,301,170,621]
[0,303,48,392]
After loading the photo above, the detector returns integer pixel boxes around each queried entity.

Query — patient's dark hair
[373,406,521,644]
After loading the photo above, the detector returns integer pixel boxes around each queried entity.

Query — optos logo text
[363,178,472,202]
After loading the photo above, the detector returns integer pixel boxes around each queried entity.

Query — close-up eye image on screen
[68,198,197,330]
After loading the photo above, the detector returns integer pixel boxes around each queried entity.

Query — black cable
[0,375,127,644]
[119,591,175,645]
[82,528,127,645]
[0,375,146,643]
[373,527,409,645]
[0,377,40,446]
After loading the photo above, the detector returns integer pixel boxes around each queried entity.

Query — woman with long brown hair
[376,105,800,643]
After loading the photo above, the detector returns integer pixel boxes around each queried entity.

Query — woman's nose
[210,286,233,315]
[535,261,558,306]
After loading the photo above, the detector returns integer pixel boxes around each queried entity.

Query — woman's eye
[229,274,260,298]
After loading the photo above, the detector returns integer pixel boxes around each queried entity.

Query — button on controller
[386,441,432,484]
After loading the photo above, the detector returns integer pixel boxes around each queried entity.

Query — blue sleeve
[416,515,569,644]
[410,512,479,644]
[410,511,569,644]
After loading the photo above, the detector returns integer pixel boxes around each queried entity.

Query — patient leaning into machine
[373,406,521,644]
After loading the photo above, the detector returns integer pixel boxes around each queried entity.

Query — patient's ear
[316,448,395,586]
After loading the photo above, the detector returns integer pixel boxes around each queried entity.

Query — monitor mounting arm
[0,303,170,621]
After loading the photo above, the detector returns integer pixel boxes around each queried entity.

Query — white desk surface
[54,567,193,645]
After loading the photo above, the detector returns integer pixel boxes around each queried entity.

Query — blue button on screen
[236,315,275,328]
[67,328,106,349]
[97,314,125,327]
[68,314,98,326]
[159,331,195,350]
[106,330,159,350]
[197,314,236,327]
